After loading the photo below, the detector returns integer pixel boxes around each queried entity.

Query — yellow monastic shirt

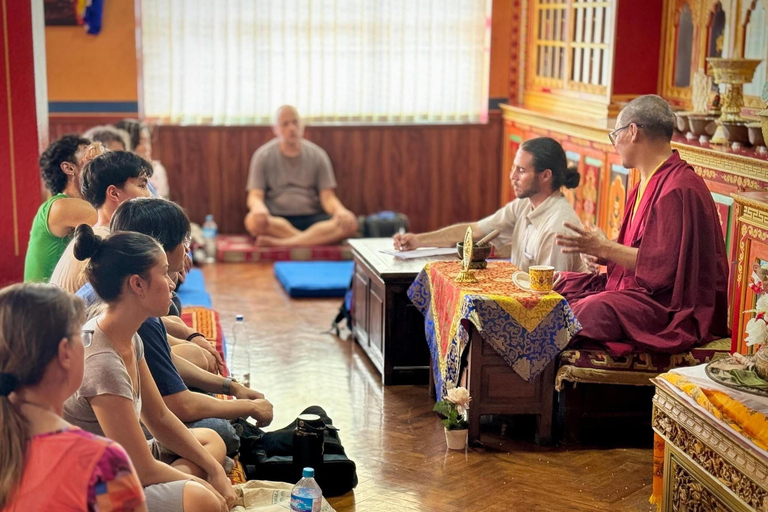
[631,160,665,223]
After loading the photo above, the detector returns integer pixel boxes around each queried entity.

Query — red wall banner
[0,0,45,285]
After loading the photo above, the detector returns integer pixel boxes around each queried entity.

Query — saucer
[513,276,552,295]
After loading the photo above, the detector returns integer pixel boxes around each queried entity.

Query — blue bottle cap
[302,467,315,478]
[236,314,244,321]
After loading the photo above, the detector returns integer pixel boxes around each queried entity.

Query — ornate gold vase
[706,58,762,123]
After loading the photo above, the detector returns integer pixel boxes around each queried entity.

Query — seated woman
[0,283,145,511]
[63,225,236,512]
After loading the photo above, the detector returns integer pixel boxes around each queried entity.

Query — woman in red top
[0,283,146,511]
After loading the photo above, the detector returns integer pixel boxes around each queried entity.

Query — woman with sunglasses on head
[63,226,236,512]
[0,283,145,511]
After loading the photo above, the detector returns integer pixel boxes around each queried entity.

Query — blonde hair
[81,141,110,165]
[0,284,85,508]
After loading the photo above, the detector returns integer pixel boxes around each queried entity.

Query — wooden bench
[554,338,731,443]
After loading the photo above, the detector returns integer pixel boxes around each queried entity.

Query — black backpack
[358,211,409,238]
[234,406,358,497]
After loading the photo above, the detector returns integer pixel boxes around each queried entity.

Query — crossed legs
[244,211,356,247]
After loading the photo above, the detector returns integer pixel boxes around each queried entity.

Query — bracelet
[186,332,205,342]
[222,377,236,395]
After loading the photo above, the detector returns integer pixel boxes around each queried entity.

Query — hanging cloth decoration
[75,0,104,35]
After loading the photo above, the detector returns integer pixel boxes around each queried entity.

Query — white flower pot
[444,428,468,450]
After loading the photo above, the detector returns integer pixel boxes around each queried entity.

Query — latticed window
[569,0,610,94]
[533,0,567,86]
[529,0,613,97]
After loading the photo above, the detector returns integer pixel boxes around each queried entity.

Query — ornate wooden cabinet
[730,191,768,353]
[652,384,768,512]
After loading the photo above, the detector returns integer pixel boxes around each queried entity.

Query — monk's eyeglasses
[609,123,643,146]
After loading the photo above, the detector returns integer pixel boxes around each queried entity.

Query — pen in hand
[394,227,406,251]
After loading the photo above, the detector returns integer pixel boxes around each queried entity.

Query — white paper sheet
[379,247,458,260]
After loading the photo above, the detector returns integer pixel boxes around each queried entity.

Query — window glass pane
[744,1,768,97]
[141,0,491,124]
[674,4,694,88]
[707,3,726,58]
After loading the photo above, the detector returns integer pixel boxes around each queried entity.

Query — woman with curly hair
[23,136,104,283]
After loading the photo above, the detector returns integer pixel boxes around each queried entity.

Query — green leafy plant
[433,386,470,430]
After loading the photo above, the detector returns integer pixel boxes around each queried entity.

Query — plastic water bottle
[290,467,322,512]
[202,214,218,263]
[230,315,250,388]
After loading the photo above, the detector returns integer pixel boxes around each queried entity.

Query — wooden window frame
[523,0,617,118]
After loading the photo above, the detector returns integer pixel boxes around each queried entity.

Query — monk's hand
[393,233,420,251]
[556,222,609,259]
[334,208,358,234]
[581,254,600,274]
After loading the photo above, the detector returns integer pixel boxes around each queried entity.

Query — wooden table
[348,238,454,385]
[408,261,580,446]
[652,376,768,511]
[462,325,555,445]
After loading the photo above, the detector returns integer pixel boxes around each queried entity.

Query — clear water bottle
[229,315,250,388]
[290,467,322,512]
[202,214,218,263]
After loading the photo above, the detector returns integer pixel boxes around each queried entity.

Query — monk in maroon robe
[555,95,729,357]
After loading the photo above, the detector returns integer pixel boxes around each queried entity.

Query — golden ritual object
[455,227,478,284]
[706,58,762,146]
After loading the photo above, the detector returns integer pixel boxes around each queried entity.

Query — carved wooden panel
[652,390,768,511]
[605,163,630,241]
[670,457,732,512]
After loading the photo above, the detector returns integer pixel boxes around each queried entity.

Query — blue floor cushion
[176,268,213,308]
[274,261,354,298]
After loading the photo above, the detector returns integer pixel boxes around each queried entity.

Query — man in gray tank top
[244,105,358,246]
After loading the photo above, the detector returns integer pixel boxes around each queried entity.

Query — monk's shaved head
[618,95,675,142]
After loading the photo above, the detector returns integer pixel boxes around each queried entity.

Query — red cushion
[557,338,731,374]
[216,235,352,262]
[180,306,227,377]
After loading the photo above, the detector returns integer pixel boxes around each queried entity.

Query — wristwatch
[222,377,238,395]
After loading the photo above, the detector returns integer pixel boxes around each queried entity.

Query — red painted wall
[612,0,664,96]
[0,0,44,285]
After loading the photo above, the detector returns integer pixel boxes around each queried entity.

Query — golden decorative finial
[455,227,478,284]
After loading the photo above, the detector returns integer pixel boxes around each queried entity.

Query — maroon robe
[555,151,729,356]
